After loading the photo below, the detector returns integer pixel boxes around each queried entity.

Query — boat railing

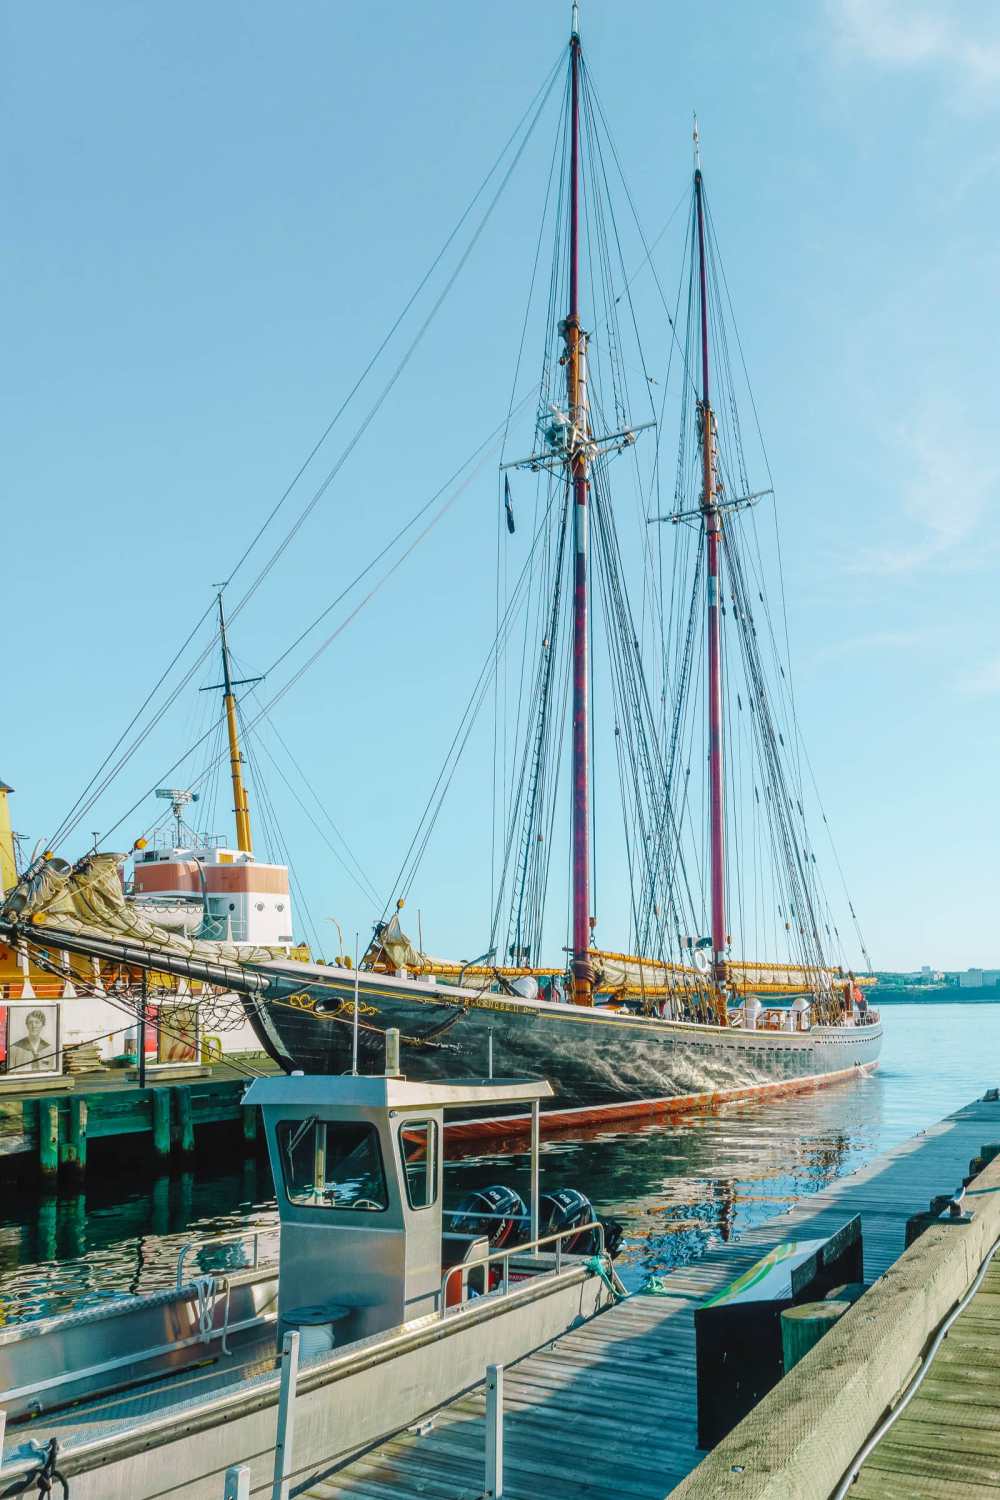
[175,1229,276,1290]
[439,1221,606,1316]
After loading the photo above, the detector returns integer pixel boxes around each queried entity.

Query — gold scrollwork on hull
[284,991,378,1021]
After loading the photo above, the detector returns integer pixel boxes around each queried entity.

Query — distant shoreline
[874,993,1000,1005]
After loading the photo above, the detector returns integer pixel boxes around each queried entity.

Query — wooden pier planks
[305,1094,1000,1499]
[851,1257,1000,1498]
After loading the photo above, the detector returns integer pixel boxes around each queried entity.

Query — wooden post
[242,1104,258,1147]
[223,1465,250,1499]
[176,1086,195,1155]
[271,1329,300,1500]
[139,972,148,1090]
[152,1087,172,1160]
[38,1100,59,1181]
[781,1300,850,1373]
[485,1363,504,1499]
[66,1096,88,1178]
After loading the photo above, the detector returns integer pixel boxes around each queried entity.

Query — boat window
[277,1118,388,1211]
[398,1118,438,1210]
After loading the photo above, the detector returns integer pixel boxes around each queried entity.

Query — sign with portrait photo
[5,1002,61,1077]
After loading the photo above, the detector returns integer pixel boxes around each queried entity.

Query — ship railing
[439,1221,606,1317]
[175,1228,277,1290]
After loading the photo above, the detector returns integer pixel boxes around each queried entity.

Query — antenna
[571,0,579,37]
[693,112,701,171]
[155,787,200,846]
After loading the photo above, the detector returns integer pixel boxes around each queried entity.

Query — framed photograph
[5,1002,61,1077]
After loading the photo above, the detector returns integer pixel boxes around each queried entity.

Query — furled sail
[4,854,282,967]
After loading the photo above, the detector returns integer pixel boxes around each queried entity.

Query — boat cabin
[243,1066,553,1348]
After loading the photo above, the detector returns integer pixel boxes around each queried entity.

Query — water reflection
[0,1004,994,1322]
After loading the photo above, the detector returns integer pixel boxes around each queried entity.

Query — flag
[504,475,515,534]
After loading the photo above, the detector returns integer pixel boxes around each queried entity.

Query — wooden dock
[0,1061,274,1181]
[852,1243,1000,1498]
[306,1093,1000,1499]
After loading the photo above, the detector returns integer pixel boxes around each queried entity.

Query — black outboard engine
[448,1185,527,1248]
[539,1187,624,1258]
[538,1187,597,1252]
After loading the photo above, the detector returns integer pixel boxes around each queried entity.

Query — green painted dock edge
[0,1067,275,1181]
[670,1107,1000,1500]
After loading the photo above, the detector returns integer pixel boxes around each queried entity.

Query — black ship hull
[250,963,883,1111]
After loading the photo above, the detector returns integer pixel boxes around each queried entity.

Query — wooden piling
[65,1097,88,1178]
[38,1100,59,1181]
[241,1104,258,1147]
[152,1088,172,1160]
[780,1299,850,1373]
[176,1086,195,1155]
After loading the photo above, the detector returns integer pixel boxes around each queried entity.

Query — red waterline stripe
[443,1060,878,1150]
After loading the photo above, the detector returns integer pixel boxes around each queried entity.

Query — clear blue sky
[3,1,997,972]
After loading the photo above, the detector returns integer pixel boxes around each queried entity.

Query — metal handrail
[175,1229,273,1290]
[439,1220,606,1316]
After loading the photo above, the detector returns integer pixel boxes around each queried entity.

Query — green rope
[585,1255,629,1301]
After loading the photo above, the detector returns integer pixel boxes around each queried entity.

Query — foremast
[566,5,594,1005]
[206,593,255,855]
[693,129,727,986]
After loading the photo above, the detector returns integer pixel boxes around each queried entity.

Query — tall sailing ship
[0,7,880,1114]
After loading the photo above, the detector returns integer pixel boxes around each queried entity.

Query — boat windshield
[278,1118,388,1211]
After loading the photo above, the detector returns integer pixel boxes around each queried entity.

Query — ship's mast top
[200,592,259,856]
[571,0,579,38]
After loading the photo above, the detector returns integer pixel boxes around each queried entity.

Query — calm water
[1,1003,996,1323]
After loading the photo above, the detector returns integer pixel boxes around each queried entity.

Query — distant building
[958,969,1000,989]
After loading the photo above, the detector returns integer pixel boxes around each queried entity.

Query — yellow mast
[215,593,254,854]
[0,780,16,894]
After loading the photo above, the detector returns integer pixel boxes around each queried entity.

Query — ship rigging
[0,5,880,1111]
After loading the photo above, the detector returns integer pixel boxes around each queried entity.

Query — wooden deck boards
[854,1232,1000,1498]
[306,1094,1000,1499]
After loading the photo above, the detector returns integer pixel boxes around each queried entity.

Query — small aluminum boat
[0,1047,620,1499]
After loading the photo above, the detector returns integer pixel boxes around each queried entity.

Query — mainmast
[566,5,593,1004]
[693,130,727,982]
[210,593,254,855]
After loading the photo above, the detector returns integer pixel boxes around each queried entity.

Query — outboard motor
[448,1185,527,1248]
[538,1187,597,1252]
[540,1187,624,1258]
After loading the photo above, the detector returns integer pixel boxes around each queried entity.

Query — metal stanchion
[485,1363,504,1499]
[271,1329,300,1500]
[224,1464,251,1499]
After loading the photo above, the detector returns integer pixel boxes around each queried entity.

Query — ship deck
[304,1093,1000,1498]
